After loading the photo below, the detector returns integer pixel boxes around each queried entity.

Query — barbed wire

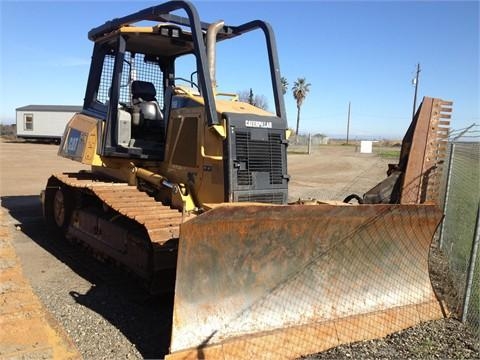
[449,123,479,140]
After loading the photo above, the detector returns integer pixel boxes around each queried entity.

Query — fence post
[439,142,455,248]
[307,134,312,155]
[462,201,480,323]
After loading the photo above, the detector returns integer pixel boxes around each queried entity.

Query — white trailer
[16,105,82,143]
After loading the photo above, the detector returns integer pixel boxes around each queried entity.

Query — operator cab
[82,24,201,160]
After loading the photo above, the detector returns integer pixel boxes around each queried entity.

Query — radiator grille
[237,193,285,204]
[235,132,284,186]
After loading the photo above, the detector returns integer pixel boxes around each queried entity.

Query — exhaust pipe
[206,20,224,90]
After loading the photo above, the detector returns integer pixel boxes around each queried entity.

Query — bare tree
[237,88,269,110]
[292,77,311,135]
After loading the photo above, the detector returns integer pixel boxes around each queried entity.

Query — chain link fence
[439,140,480,335]
[288,134,330,154]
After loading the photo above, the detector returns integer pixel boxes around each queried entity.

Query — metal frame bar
[439,142,455,248]
[103,36,126,150]
[232,20,287,122]
[462,201,480,323]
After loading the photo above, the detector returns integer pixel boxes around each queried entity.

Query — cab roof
[99,24,196,58]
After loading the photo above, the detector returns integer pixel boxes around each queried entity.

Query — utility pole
[412,63,421,120]
[346,101,351,144]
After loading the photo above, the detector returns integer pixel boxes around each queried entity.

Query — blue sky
[0,0,478,138]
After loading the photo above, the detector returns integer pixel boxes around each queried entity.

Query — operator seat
[131,80,164,141]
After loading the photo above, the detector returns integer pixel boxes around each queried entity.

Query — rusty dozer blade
[167,203,444,359]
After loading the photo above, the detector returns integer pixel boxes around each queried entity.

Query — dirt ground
[0,140,88,197]
[287,145,390,201]
[0,139,477,359]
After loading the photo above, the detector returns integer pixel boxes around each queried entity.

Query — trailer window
[24,114,33,131]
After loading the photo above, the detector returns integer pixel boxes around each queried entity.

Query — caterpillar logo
[245,120,273,128]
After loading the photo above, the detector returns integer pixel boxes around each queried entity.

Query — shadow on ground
[1,195,173,359]
[1,138,60,145]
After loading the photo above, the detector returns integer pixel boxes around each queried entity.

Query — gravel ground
[305,318,479,359]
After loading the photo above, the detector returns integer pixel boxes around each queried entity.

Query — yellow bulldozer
[43,1,452,358]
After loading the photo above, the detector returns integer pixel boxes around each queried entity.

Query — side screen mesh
[97,51,164,107]
[97,54,115,104]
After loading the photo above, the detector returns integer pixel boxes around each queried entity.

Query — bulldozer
[43,1,452,358]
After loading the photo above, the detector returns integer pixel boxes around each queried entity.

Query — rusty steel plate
[167,203,444,359]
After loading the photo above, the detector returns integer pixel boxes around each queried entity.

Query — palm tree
[281,77,288,95]
[292,77,311,135]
